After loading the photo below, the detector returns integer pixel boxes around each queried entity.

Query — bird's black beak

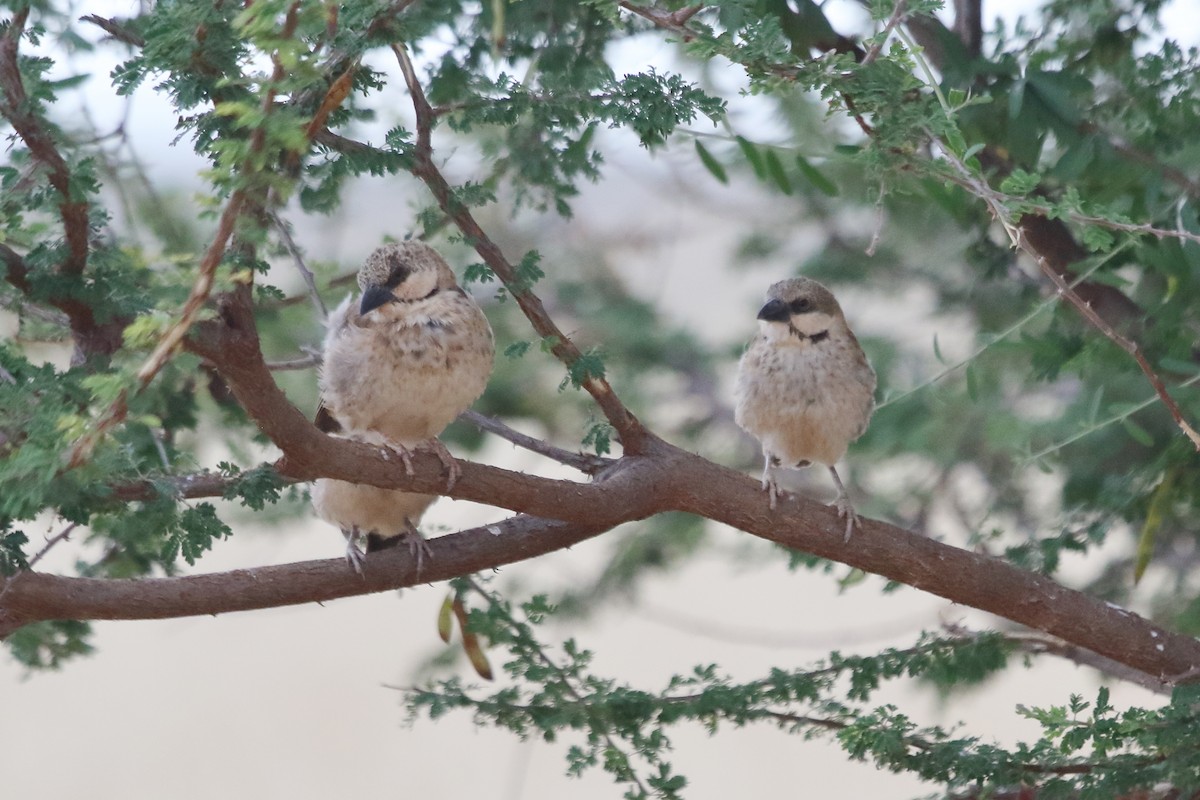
[756,298,790,322]
[360,284,395,315]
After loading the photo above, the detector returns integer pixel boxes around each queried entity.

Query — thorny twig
[26,523,79,571]
[0,522,78,607]
[80,14,146,48]
[935,138,1200,452]
[1032,244,1200,450]
[269,211,328,318]
[392,42,648,452]
[861,0,908,66]
[459,410,614,474]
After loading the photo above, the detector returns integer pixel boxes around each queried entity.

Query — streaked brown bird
[312,241,495,571]
[734,277,875,540]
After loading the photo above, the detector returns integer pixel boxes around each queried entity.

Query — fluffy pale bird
[313,241,495,571]
[734,277,875,540]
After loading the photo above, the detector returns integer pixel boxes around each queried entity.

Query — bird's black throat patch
[787,325,830,344]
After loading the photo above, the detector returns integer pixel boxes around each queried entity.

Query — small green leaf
[582,421,614,455]
[736,136,765,179]
[464,262,496,285]
[694,140,728,184]
[504,341,531,359]
[1121,417,1154,447]
[1080,226,1115,253]
[795,155,838,196]
[999,169,1041,195]
[764,149,793,195]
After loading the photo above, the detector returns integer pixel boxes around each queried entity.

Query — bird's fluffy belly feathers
[320,298,493,445]
[735,336,874,467]
[311,478,436,536]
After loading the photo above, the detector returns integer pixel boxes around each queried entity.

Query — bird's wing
[313,293,357,434]
[313,403,342,434]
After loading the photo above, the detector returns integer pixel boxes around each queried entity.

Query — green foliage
[581,420,614,456]
[216,462,285,511]
[161,503,233,566]
[5,620,93,670]
[412,584,1200,797]
[409,586,1062,797]
[0,530,29,575]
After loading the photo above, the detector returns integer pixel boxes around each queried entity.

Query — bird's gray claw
[344,527,367,576]
[402,529,434,576]
[390,443,416,476]
[421,438,460,492]
[834,498,860,542]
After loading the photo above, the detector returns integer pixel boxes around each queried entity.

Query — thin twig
[1030,243,1200,450]
[876,239,1134,411]
[617,2,704,39]
[865,181,886,256]
[1023,371,1200,463]
[79,14,146,47]
[134,194,246,390]
[26,523,78,571]
[108,465,298,503]
[459,410,613,474]
[266,353,322,371]
[861,0,908,66]
[269,211,328,318]
[943,623,1172,695]
[0,292,71,328]
[0,522,79,607]
[391,42,648,452]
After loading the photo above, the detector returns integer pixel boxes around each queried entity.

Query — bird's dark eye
[384,253,411,289]
[789,297,811,314]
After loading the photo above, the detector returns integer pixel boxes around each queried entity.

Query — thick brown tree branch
[952,0,982,59]
[6,400,1200,685]
[0,516,605,633]
[5,275,1200,685]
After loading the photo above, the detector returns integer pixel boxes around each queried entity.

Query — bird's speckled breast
[320,292,494,445]
[734,329,875,467]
